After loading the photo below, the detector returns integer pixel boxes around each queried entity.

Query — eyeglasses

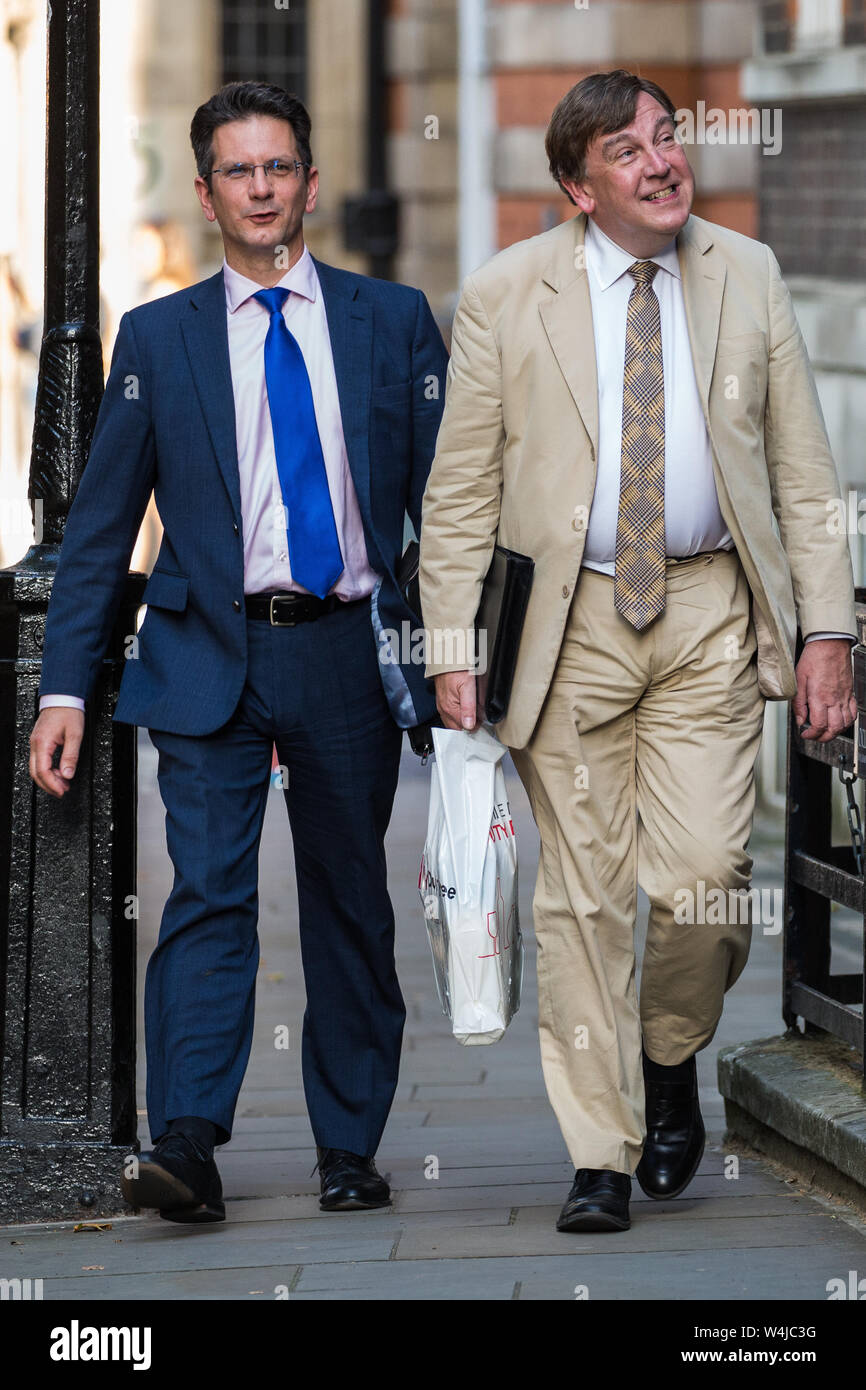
[209,159,310,183]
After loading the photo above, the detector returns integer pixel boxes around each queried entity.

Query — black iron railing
[783,596,866,1082]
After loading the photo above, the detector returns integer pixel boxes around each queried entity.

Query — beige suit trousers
[509,549,766,1175]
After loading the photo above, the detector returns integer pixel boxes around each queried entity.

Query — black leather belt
[244,591,367,626]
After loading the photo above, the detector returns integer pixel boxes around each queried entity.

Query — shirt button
[279,553,287,563]
[232,600,241,611]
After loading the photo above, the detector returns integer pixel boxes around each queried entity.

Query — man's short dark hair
[545,70,678,203]
[190,81,313,179]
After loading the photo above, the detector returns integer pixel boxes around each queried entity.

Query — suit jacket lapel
[676,216,726,416]
[539,213,727,444]
[311,255,374,533]
[539,214,599,458]
[181,269,243,523]
[179,260,378,545]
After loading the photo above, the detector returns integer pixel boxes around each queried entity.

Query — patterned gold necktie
[614,259,665,630]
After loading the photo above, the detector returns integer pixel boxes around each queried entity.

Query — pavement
[7,730,866,1301]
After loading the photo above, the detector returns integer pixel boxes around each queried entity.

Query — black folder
[398,540,534,727]
[474,544,534,724]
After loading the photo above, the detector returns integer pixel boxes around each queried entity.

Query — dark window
[760,102,866,280]
[221,1,307,98]
[844,0,866,45]
[761,0,794,53]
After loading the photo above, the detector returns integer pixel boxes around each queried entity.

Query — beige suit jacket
[419,212,857,751]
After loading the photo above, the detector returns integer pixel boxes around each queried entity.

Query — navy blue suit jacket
[39,258,449,735]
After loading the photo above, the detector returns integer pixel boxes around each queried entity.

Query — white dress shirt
[576,216,847,649]
[41,247,380,712]
[581,215,732,573]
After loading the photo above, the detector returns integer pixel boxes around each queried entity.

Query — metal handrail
[782,604,866,1082]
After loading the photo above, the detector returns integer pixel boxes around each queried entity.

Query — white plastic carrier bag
[418,725,523,1044]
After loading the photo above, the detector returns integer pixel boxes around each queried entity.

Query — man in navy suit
[29,81,448,1223]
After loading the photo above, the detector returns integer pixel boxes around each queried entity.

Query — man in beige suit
[419,70,857,1233]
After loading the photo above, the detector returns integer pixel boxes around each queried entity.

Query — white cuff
[39,695,86,712]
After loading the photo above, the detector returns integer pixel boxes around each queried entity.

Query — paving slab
[395,1187,820,1219]
[39,1267,302,1301]
[394,1206,864,1260]
[289,1248,866,1302]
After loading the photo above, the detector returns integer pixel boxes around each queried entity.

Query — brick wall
[487,0,759,248]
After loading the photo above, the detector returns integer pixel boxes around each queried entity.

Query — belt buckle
[269,594,298,627]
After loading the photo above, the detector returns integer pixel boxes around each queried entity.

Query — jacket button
[562,584,569,599]
[233,522,239,535]
[232,600,241,611]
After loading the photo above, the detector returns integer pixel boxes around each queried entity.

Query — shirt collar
[223,244,317,313]
[584,215,680,292]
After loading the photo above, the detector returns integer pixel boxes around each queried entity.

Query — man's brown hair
[545,69,678,203]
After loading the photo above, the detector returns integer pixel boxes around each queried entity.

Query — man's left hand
[793,638,856,742]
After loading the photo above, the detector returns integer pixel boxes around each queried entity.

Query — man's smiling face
[562,91,694,258]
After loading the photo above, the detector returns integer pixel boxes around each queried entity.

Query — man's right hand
[434,671,478,732]
[29,708,85,798]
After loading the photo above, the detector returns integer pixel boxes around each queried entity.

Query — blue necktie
[254,287,343,599]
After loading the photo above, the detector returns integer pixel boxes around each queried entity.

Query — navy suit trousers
[144,596,404,1153]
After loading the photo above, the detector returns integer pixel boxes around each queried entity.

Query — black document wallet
[475,544,534,725]
[397,539,534,727]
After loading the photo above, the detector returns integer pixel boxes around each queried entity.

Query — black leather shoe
[636,1047,705,1200]
[556,1168,631,1233]
[120,1132,225,1223]
[316,1147,391,1211]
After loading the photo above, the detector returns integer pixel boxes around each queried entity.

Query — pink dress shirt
[224,249,378,598]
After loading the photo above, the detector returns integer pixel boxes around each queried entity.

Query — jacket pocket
[141,569,189,612]
[716,331,767,356]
